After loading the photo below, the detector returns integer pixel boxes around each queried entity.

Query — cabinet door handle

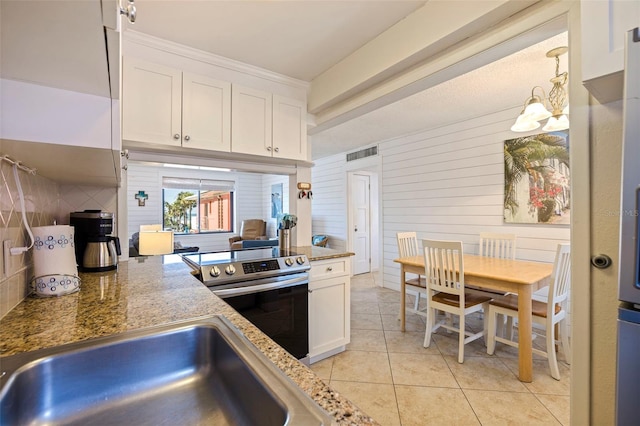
[326,267,333,272]
[266,146,272,152]
[308,289,313,293]
[274,147,279,153]
[173,133,180,140]
[184,135,191,141]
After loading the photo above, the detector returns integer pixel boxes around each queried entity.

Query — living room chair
[396,232,427,316]
[422,239,491,363]
[229,219,267,249]
[486,243,571,380]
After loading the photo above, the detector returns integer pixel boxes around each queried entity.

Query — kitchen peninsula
[0,246,370,425]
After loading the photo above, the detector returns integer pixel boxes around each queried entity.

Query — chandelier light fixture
[511,46,569,133]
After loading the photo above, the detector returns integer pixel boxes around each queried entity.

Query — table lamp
[138,226,174,255]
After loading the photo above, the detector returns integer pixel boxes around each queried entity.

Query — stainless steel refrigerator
[616,26,640,426]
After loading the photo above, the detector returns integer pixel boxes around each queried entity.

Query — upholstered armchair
[229,219,268,249]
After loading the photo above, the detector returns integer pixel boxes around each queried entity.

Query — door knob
[591,254,612,269]
[184,135,191,141]
[274,147,279,152]
[173,133,180,140]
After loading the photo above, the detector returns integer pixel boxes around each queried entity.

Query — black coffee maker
[70,210,121,272]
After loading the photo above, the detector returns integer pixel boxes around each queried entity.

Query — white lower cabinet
[308,258,351,363]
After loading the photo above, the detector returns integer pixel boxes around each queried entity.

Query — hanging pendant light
[510,110,541,132]
[522,87,552,122]
[543,114,570,132]
[511,46,569,132]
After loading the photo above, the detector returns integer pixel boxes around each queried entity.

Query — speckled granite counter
[291,245,355,261]
[0,254,377,425]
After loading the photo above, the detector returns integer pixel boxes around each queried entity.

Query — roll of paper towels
[32,225,80,296]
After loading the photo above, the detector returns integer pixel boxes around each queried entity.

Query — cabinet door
[231,85,272,157]
[581,0,640,102]
[182,73,231,152]
[272,95,307,161]
[122,57,182,145]
[309,276,350,357]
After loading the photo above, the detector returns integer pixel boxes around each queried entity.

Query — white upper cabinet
[122,57,231,152]
[182,73,231,151]
[123,58,182,146]
[0,0,122,187]
[273,95,308,161]
[231,85,273,156]
[581,0,640,103]
[231,86,308,161]
[122,33,310,164]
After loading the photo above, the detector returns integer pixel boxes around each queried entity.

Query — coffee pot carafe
[70,210,121,272]
[83,236,120,271]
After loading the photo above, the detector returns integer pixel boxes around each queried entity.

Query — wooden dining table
[393,254,553,383]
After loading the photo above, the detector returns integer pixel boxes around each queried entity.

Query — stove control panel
[188,252,310,286]
[242,259,280,274]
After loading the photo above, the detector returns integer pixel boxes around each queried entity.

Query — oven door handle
[212,275,308,298]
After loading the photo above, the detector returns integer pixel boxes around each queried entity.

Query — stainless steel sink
[0,316,331,425]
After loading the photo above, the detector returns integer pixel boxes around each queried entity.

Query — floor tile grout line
[459,387,485,425]
[530,391,567,426]
[381,325,404,426]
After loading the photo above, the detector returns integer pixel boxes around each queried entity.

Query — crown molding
[123,30,310,91]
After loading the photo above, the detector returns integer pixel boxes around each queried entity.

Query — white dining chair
[486,243,571,380]
[422,239,491,363]
[396,232,427,316]
[470,232,518,304]
[479,232,517,260]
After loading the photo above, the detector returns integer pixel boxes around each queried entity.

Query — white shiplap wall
[127,162,275,252]
[311,107,570,290]
[311,155,349,252]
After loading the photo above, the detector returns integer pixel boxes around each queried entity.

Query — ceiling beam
[308,0,573,135]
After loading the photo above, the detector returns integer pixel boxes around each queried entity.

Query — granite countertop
[0,252,375,425]
[291,245,355,261]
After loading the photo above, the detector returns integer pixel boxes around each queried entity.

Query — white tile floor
[310,272,570,426]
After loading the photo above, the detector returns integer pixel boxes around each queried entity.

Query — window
[162,177,235,234]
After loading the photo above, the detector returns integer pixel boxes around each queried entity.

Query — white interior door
[351,173,370,275]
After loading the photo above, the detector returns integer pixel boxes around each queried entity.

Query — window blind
[162,177,235,191]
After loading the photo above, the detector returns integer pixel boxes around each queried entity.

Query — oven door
[212,274,309,361]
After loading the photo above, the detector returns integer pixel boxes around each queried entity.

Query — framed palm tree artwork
[504,130,570,224]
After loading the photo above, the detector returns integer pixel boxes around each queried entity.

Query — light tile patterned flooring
[310,272,570,426]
